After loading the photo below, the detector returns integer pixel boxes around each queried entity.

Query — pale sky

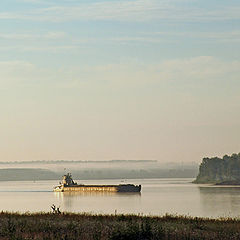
[0,0,240,162]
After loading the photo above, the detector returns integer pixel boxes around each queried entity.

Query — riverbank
[0,212,240,240]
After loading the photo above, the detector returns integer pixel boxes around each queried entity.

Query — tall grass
[0,212,240,240]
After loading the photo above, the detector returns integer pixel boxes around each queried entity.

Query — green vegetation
[194,153,240,184]
[0,212,240,240]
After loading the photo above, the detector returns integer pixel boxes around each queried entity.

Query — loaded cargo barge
[54,173,141,192]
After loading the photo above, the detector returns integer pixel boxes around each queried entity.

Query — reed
[0,212,240,240]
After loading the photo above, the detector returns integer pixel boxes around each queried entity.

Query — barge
[54,173,141,193]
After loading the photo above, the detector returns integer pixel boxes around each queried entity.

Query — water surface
[1,178,240,218]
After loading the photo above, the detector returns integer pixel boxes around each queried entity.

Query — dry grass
[0,212,240,240]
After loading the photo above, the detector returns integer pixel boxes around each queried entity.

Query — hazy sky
[0,0,240,162]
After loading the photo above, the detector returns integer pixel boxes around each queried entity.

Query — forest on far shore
[194,153,240,184]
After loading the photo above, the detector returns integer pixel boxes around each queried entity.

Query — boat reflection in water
[54,191,141,213]
[54,177,142,214]
[55,191,141,197]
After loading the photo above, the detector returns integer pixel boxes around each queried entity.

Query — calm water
[1,178,240,218]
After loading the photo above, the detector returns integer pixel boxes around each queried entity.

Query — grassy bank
[0,212,240,240]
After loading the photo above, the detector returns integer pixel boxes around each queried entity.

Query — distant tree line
[0,167,198,181]
[0,160,157,165]
[194,153,240,184]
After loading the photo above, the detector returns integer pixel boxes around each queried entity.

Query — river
[1,178,240,218]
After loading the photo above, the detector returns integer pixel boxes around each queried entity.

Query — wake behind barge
[54,173,141,193]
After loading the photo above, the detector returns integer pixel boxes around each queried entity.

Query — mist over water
[0,160,197,171]
[1,178,240,218]
[0,161,198,180]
